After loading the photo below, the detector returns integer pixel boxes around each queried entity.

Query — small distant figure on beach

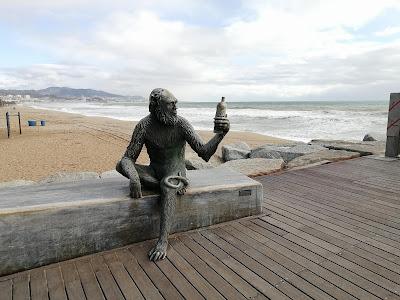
[116,88,230,261]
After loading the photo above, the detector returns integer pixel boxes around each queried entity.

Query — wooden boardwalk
[1,157,399,299]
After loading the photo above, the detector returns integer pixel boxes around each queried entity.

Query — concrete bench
[0,167,262,276]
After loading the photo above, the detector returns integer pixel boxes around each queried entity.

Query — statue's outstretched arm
[183,118,229,162]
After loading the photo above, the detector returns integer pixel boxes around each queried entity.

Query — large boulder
[39,172,100,184]
[222,158,284,176]
[185,158,214,170]
[310,139,385,156]
[287,149,361,168]
[363,134,376,141]
[222,142,251,161]
[250,144,325,163]
[250,147,283,160]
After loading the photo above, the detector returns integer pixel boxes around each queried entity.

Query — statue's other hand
[129,180,143,198]
[214,117,230,134]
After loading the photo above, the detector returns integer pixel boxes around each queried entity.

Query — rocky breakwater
[215,138,384,176]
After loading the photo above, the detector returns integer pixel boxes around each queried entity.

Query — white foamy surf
[28,100,388,142]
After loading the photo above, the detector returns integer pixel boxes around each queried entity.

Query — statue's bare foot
[177,186,186,195]
[148,240,168,261]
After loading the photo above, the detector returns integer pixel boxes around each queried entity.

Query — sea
[28,100,389,143]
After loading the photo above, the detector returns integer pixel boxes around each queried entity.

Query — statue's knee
[116,160,129,178]
[116,161,122,173]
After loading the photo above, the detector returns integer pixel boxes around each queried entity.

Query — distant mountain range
[0,87,144,100]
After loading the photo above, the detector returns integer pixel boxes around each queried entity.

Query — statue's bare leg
[116,161,160,191]
[148,176,188,261]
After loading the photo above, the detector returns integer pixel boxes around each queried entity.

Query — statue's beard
[154,106,178,126]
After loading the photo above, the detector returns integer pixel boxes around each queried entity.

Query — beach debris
[100,170,124,178]
[185,158,214,170]
[250,144,325,163]
[39,171,100,184]
[287,149,360,168]
[222,158,284,176]
[363,134,376,141]
[310,139,385,156]
[0,180,36,189]
[222,142,251,161]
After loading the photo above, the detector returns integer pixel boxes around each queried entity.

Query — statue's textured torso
[143,116,187,179]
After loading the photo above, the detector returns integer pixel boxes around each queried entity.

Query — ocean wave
[26,100,388,142]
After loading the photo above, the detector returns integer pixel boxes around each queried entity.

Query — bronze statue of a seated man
[117,88,229,261]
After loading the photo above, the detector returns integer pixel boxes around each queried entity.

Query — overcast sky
[1,0,400,101]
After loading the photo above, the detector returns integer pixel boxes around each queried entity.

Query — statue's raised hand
[214,117,230,134]
[129,180,142,198]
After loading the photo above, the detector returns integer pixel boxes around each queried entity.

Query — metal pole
[6,112,10,138]
[18,112,21,134]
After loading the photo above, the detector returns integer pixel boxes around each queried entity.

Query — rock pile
[215,140,374,176]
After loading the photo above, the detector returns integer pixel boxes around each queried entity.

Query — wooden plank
[29,269,48,300]
[103,252,144,300]
[268,189,400,243]
[170,238,246,300]
[344,245,400,276]
[264,178,400,230]
[166,242,225,300]
[296,172,400,212]
[158,258,204,300]
[146,248,204,300]
[115,249,163,300]
[266,199,400,253]
[269,174,400,220]
[204,228,312,300]
[12,273,30,300]
[263,190,400,264]
[46,266,67,300]
[231,220,378,299]
[90,254,124,300]
[301,168,400,202]
[178,235,267,299]
[262,216,343,254]
[244,219,331,263]
[60,262,86,300]
[75,259,105,300]
[261,215,400,298]
[0,280,12,300]
[215,226,337,300]
[128,243,184,300]
[190,231,291,300]
[266,204,359,246]
[266,199,400,250]
[267,187,400,238]
[233,220,357,300]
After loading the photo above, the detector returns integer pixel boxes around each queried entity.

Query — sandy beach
[0,105,291,182]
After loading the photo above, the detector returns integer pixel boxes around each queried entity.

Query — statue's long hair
[149,88,164,114]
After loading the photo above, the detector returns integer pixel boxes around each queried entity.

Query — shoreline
[0,105,292,182]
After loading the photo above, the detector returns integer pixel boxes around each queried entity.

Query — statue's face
[154,90,179,126]
[160,91,178,116]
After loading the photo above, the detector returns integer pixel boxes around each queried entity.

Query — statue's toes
[148,246,167,261]
[177,187,186,195]
[149,250,165,261]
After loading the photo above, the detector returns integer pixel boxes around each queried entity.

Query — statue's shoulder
[136,115,152,129]
[177,115,191,127]
[176,116,195,135]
